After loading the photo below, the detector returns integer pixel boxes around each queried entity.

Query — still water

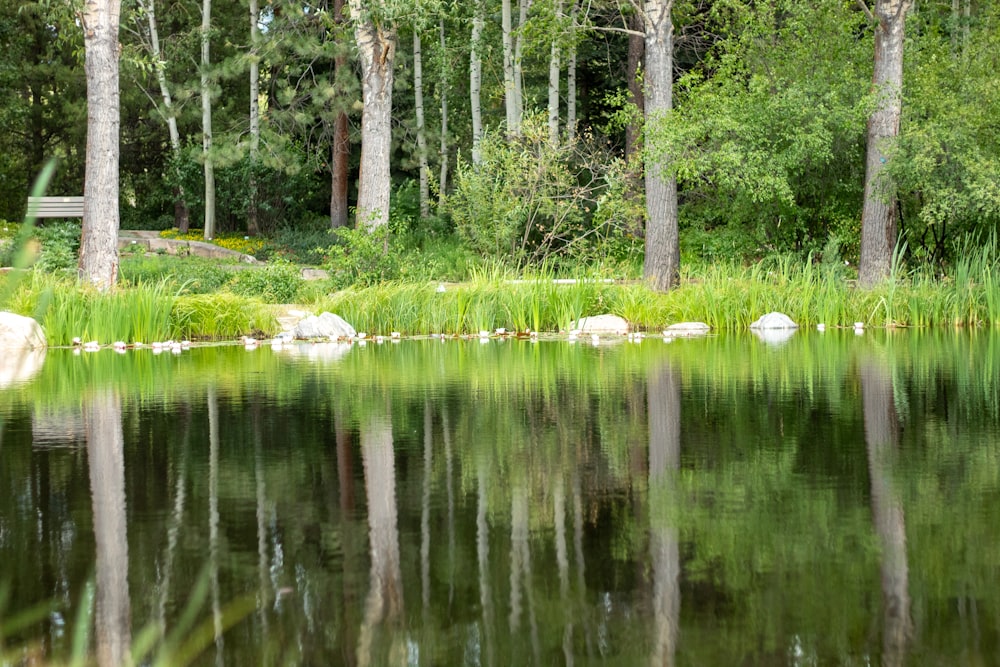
[2,331,1000,665]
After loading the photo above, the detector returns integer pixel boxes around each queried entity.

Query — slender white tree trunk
[470,3,484,163]
[248,0,261,236]
[80,0,121,290]
[413,30,430,218]
[548,0,563,146]
[858,0,913,287]
[566,0,579,142]
[513,0,528,126]
[349,1,396,234]
[201,0,216,240]
[641,0,680,291]
[438,19,449,208]
[502,0,518,135]
[139,0,190,232]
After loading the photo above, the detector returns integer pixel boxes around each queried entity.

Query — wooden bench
[26,196,85,219]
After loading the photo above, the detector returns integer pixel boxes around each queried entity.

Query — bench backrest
[26,196,85,219]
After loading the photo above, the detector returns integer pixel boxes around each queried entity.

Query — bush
[34,222,80,273]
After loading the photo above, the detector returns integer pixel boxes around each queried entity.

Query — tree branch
[855,0,875,22]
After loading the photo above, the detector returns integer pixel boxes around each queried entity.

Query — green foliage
[646,0,871,262]
[889,4,1000,267]
[227,260,305,304]
[324,224,399,288]
[33,221,80,273]
[448,115,640,269]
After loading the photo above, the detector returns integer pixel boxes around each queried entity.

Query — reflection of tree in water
[647,360,680,667]
[357,407,405,667]
[860,355,912,667]
[85,388,130,667]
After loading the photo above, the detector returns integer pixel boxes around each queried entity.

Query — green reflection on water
[1,331,1000,665]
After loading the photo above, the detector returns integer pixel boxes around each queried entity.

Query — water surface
[2,331,999,665]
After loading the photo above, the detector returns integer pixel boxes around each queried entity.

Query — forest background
[1,0,997,287]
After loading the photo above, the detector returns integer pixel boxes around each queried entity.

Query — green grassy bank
[3,252,1000,345]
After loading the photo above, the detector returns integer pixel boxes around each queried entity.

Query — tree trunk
[470,3,484,164]
[201,0,216,240]
[858,0,913,287]
[502,0,519,135]
[860,355,912,667]
[139,0,190,232]
[349,1,396,234]
[331,0,351,229]
[413,30,431,219]
[85,389,130,667]
[641,0,680,291]
[548,0,563,146]
[247,0,261,236]
[625,11,645,165]
[438,19,449,208]
[566,0,579,143]
[80,0,121,291]
[514,0,528,127]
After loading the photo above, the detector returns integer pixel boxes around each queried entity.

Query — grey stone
[0,311,47,350]
[293,312,357,339]
[570,314,629,334]
[301,268,329,281]
[749,312,798,330]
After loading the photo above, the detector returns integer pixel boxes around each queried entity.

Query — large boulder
[749,312,798,330]
[0,311,47,350]
[293,312,357,340]
[570,314,629,334]
[664,322,711,338]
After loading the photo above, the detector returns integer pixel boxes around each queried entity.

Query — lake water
[2,331,999,665]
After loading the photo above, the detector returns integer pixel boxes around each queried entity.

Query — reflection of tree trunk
[207,387,224,666]
[421,400,433,614]
[477,461,496,666]
[335,407,359,667]
[253,404,270,635]
[357,408,404,667]
[860,357,912,667]
[443,405,456,609]
[647,361,680,667]
[157,403,190,634]
[554,477,574,665]
[572,468,593,656]
[509,485,540,663]
[85,389,131,667]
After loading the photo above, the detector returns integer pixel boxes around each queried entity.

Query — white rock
[570,314,629,335]
[749,312,798,330]
[0,312,47,351]
[293,312,357,340]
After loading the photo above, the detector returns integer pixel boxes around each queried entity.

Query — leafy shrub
[34,222,80,273]
[324,225,399,289]
[227,260,304,303]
